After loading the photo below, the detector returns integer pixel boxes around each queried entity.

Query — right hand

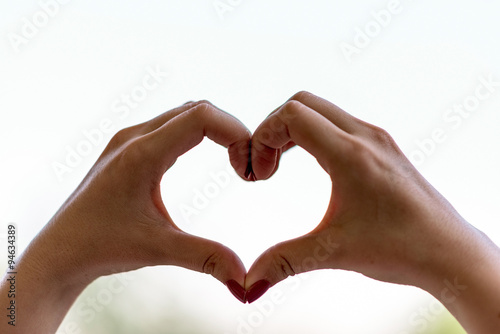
[244,92,500,333]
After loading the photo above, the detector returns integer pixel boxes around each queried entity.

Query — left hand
[11,100,252,332]
[49,100,252,286]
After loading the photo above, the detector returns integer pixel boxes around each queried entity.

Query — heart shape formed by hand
[221,103,327,304]
[157,95,340,304]
[148,92,423,306]
[155,95,343,304]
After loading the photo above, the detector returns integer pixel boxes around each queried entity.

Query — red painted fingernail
[226,280,246,303]
[246,280,271,304]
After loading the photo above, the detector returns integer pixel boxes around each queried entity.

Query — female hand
[244,91,500,333]
[1,101,251,333]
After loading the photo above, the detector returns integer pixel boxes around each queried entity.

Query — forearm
[0,222,94,333]
[423,227,500,333]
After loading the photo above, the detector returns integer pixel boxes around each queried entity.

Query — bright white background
[1,1,499,333]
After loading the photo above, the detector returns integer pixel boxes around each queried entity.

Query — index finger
[251,100,353,180]
[138,102,252,179]
[267,91,362,135]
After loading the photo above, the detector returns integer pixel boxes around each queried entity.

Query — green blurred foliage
[414,311,466,334]
[64,274,468,334]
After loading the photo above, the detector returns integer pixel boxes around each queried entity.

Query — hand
[2,101,251,333]
[49,101,251,283]
[244,91,500,333]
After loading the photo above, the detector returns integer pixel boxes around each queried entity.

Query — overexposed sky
[1,1,500,333]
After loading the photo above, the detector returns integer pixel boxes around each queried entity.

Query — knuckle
[189,102,214,121]
[185,100,214,114]
[101,138,149,190]
[268,247,296,281]
[346,136,391,180]
[195,99,213,106]
[290,90,313,102]
[202,251,223,276]
[366,124,395,146]
[108,127,134,148]
[346,137,375,163]
[280,100,303,121]
[115,138,148,167]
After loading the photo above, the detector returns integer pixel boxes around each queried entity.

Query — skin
[1,92,499,333]
[245,91,500,333]
[0,101,251,333]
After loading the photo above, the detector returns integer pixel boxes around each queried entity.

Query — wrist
[0,219,95,333]
[420,222,495,294]
[417,222,500,332]
[18,217,97,296]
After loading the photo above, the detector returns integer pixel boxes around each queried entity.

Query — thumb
[164,230,248,303]
[244,232,339,303]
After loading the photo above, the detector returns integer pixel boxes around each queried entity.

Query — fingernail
[246,280,271,304]
[226,280,246,303]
